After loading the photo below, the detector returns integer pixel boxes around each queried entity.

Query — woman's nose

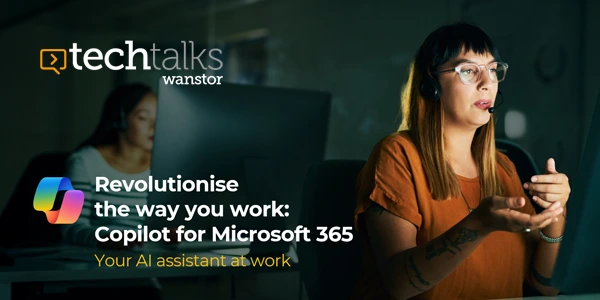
[478,71,494,90]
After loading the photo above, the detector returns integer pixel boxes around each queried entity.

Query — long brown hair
[398,22,510,200]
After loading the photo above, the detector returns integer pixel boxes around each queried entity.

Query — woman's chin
[476,111,492,122]
[138,141,153,152]
[144,143,153,152]
[468,115,491,128]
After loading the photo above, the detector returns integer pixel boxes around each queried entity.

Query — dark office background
[0,0,598,298]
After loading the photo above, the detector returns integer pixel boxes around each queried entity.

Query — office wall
[584,0,600,140]
[212,0,452,160]
[0,22,67,211]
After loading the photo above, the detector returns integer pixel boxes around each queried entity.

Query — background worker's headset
[112,105,128,130]
[420,63,504,113]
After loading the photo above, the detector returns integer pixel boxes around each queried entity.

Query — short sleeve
[372,137,422,228]
[354,135,422,232]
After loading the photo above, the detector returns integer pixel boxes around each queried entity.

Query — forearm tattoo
[425,236,456,260]
[404,253,425,292]
[448,228,479,251]
[404,252,430,290]
[406,228,479,291]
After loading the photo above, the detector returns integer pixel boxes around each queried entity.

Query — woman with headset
[352,22,570,300]
[62,83,158,250]
[58,83,164,299]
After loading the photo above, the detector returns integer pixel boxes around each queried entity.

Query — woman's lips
[474,99,492,110]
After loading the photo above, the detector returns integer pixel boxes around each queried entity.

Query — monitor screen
[148,82,331,242]
[552,90,600,294]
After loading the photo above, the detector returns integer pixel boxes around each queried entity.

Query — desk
[497,295,600,300]
[0,243,299,299]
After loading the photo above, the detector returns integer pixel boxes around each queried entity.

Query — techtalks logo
[40,49,67,75]
[33,177,84,224]
[40,40,223,77]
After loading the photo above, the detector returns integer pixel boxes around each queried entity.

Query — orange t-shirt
[352,131,535,300]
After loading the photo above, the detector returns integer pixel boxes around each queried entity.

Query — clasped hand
[473,158,570,233]
[524,158,570,211]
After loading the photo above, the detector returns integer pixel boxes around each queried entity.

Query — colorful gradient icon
[33,177,84,224]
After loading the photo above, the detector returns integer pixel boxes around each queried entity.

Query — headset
[420,70,441,102]
[112,105,127,130]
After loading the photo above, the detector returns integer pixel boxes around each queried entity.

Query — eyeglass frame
[433,61,509,85]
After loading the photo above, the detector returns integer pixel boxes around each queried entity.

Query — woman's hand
[524,158,570,210]
[471,195,563,234]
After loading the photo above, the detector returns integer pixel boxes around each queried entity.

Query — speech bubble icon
[40,49,67,75]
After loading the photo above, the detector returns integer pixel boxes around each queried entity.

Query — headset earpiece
[119,107,127,130]
[420,76,440,101]
[112,105,127,130]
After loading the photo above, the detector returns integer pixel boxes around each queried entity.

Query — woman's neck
[114,143,151,167]
[98,139,151,174]
[444,126,478,177]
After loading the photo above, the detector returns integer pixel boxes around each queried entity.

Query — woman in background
[62,83,156,249]
[352,22,570,300]
[59,83,163,300]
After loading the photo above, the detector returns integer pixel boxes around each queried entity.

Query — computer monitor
[148,82,331,253]
[552,90,600,294]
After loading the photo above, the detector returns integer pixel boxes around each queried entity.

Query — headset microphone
[488,90,504,113]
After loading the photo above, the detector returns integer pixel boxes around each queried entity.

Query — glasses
[434,62,509,84]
